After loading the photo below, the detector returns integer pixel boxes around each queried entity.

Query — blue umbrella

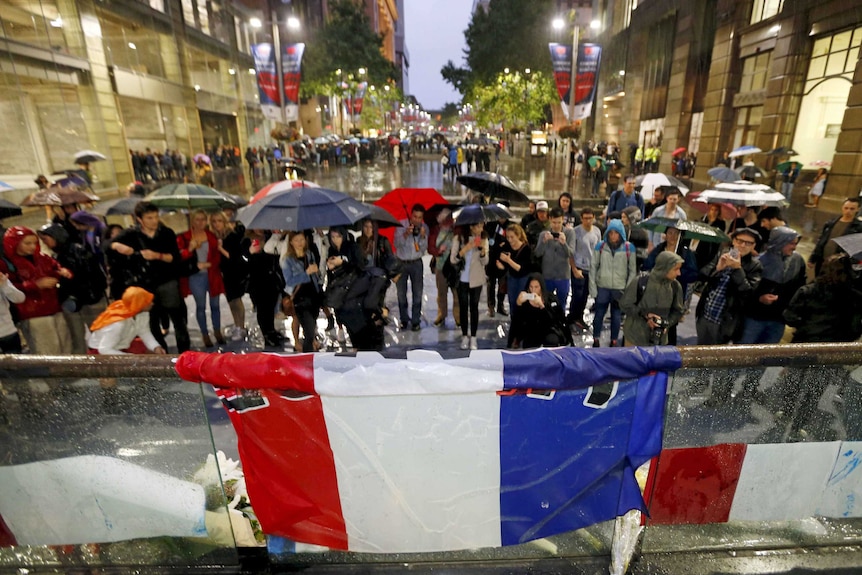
[237,185,371,231]
[360,138,370,144]
[707,166,739,182]
[728,145,762,158]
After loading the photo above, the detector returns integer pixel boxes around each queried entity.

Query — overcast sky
[404,1,472,110]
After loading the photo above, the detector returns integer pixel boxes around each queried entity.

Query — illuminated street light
[525,68,531,74]
[250,17,262,28]
[287,16,300,29]
[552,17,565,30]
[590,19,601,29]
[504,67,510,74]
[358,67,366,75]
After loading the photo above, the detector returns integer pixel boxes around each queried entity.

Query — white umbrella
[635,173,690,196]
[313,136,328,145]
[0,180,14,192]
[713,181,775,193]
[74,149,107,164]
[694,189,787,207]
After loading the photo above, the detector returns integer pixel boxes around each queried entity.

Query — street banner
[282,43,306,122]
[251,43,282,122]
[548,42,603,121]
[575,43,602,120]
[176,346,681,552]
[352,81,368,117]
[548,42,573,118]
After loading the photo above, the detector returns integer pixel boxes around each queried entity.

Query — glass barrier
[3,348,862,571]
[0,374,239,571]
[641,364,862,553]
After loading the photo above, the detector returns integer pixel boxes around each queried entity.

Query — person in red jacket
[177,210,226,347]
[0,226,73,354]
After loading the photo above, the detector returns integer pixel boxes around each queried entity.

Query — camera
[649,316,668,344]
[728,247,740,259]
[551,232,560,239]
[412,226,421,237]
[524,293,537,301]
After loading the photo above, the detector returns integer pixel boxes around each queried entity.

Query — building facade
[0,0,399,198]
[592,0,862,207]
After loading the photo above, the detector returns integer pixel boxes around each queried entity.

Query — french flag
[176,347,681,553]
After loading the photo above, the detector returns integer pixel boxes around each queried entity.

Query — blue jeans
[781,181,794,199]
[593,287,622,343]
[569,271,589,323]
[544,278,570,316]
[396,258,424,327]
[738,318,785,344]
[506,274,529,318]
[189,271,221,336]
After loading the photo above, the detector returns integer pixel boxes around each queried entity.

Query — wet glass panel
[847,47,859,73]
[0,375,239,570]
[852,27,862,47]
[643,365,862,553]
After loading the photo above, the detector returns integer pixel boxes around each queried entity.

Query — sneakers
[470,336,478,350]
[460,335,470,350]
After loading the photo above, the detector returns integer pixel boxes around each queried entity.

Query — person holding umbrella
[450,219,489,350]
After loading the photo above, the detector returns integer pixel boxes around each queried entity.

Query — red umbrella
[672,147,686,156]
[684,191,736,221]
[249,179,320,204]
[373,188,447,244]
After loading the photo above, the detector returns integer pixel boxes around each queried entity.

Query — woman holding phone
[508,273,571,349]
[496,224,533,321]
[450,221,489,350]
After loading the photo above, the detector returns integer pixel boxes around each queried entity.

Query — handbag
[442,256,464,288]
[178,252,200,277]
[324,266,358,310]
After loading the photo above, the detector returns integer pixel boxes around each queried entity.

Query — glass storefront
[791,27,862,167]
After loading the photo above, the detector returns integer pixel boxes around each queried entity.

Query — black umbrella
[735,165,768,180]
[453,203,515,227]
[832,233,862,260]
[766,146,799,156]
[456,172,530,205]
[0,198,22,219]
[91,197,141,216]
[237,185,371,231]
[363,204,403,229]
[423,203,464,227]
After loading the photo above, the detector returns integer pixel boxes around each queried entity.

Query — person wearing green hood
[620,251,685,346]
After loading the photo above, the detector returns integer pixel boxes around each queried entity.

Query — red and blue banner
[176,347,681,553]
[281,43,305,122]
[251,43,282,122]
[548,42,603,121]
[351,81,368,117]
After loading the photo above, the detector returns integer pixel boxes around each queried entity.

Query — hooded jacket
[746,226,806,322]
[589,219,636,297]
[620,251,685,346]
[0,226,65,320]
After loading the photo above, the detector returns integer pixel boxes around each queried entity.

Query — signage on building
[282,43,306,122]
[252,43,283,122]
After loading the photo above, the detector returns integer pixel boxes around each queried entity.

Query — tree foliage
[468,70,556,131]
[441,0,556,96]
[301,0,397,97]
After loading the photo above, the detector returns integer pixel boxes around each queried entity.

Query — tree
[301,0,397,97]
[468,70,556,132]
[441,0,556,95]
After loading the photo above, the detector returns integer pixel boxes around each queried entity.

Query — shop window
[750,0,784,25]
[0,1,80,57]
[739,51,772,93]
[732,105,762,150]
[791,26,861,167]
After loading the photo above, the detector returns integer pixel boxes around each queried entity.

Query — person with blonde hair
[177,209,225,347]
[210,211,248,340]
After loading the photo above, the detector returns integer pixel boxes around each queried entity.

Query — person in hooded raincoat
[620,251,685,346]
[589,219,636,347]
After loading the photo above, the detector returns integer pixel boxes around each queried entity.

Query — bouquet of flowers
[193,451,265,546]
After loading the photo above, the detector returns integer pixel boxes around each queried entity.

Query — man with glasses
[695,228,762,346]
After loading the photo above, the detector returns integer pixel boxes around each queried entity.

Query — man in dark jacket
[109,201,190,352]
[808,197,862,275]
[695,227,762,345]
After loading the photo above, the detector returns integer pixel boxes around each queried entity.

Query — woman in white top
[88,286,164,355]
[450,221,489,350]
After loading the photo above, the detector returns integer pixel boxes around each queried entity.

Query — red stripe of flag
[177,351,316,393]
[645,444,747,525]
